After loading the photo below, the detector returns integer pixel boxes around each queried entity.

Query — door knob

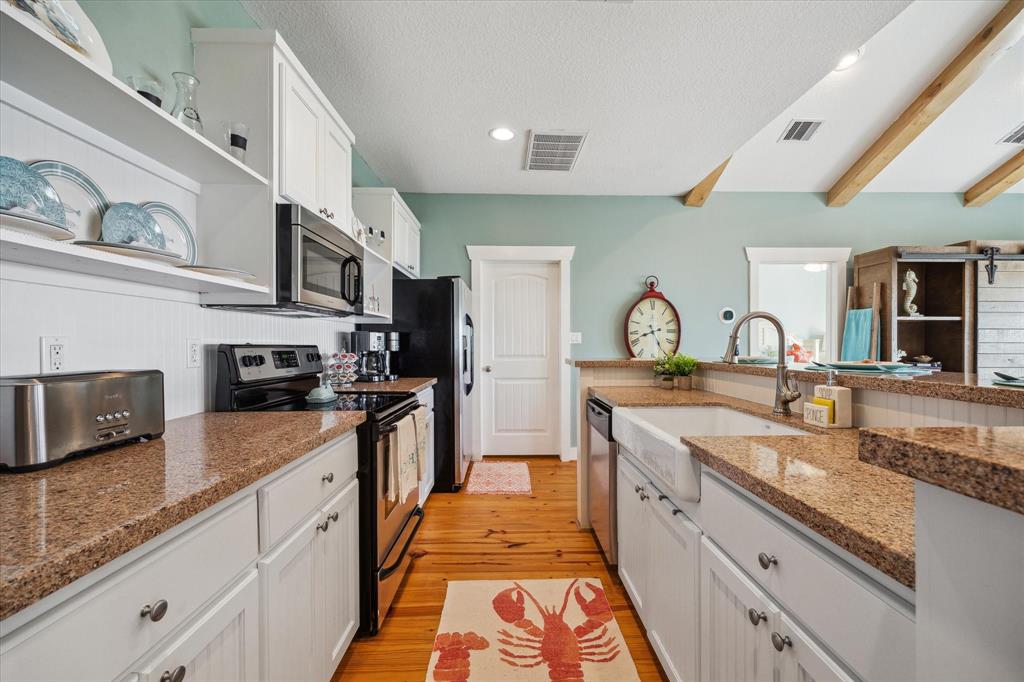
[483,365,493,373]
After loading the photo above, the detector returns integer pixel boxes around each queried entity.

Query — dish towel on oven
[413,405,429,480]
[390,414,419,503]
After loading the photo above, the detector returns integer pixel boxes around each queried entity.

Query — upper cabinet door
[391,206,409,269]
[279,61,321,212]
[322,116,352,235]
[407,222,420,276]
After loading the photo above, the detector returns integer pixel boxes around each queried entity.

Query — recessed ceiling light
[489,127,515,142]
[834,47,864,71]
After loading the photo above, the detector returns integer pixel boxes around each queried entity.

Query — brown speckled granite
[339,377,437,394]
[574,359,657,368]
[0,411,364,620]
[860,427,1024,515]
[699,361,1024,409]
[590,386,916,588]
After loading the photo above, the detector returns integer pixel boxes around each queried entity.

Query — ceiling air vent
[778,119,823,143]
[525,131,587,171]
[998,122,1024,145]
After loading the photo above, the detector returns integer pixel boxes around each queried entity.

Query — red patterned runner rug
[464,461,533,495]
[427,578,640,681]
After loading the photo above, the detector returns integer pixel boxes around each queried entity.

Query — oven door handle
[380,403,428,434]
[379,506,424,580]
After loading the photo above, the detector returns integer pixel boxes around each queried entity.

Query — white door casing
[480,261,559,455]
[468,246,574,460]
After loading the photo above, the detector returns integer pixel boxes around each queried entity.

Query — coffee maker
[350,331,398,382]
[383,332,400,381]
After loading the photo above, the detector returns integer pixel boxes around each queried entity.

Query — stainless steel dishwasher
[586,397,617,565]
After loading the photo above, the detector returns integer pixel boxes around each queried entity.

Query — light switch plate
[569,332,582,344]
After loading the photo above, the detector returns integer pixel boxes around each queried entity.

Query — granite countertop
[338,377,437,394]
[577,358,1024,408]
[860,427,1024,515]
[589,386,916,588]
[0,410,365,620]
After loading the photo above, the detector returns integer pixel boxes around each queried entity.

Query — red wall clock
[624,276,681,358]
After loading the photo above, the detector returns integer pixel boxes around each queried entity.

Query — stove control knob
[256,356,266,366]
[114,412,123,420]
[96,414,105,423]
[123,410,131,418]
[105,413,114,422]
[240,355,252,367]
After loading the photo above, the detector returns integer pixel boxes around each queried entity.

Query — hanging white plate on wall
[74,240,187,265]
[0,209,75,240]
[141,201,197,265]
[29,160,109,240]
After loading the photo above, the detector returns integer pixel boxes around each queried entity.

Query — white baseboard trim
[560,447,578,462]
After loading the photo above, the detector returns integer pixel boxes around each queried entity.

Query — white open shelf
[0,5,268,186]
[363,243,389,264]
[0,228,269,294]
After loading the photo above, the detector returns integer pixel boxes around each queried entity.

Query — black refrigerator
[361,276,474,492]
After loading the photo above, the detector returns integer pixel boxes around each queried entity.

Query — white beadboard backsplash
[0,264,353,419]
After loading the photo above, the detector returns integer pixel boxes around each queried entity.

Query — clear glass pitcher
[170,72,203,133]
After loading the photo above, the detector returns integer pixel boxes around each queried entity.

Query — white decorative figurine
[902,270,921,317]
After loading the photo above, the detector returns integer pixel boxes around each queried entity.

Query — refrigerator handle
[464,314,475,395]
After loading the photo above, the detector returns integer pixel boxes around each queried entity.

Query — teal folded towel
[840,308,877,361]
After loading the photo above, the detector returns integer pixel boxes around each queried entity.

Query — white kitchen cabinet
[321,116,353,235]
[616,455,649,612]
[391,205,420,277]
[647,490,701,682]
[259,513,321,682]
[352,187,421,276]
[319,479,360,677]
[278,60,321,213]
[700,537,776,682]
[419,411,435,505]
[132,571,260,682]
[406,219,420,276]
[259,477,360,682]
[775,613,855,682]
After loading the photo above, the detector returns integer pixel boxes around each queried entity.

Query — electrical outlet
[569,332,582,345]
[187,339,202,369]
[40,336,69,373]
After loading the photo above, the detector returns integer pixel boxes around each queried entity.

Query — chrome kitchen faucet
[723,311,801,416]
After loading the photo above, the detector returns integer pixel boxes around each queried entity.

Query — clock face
[626,296,680,358]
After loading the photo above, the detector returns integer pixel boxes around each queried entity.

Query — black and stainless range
[214,343,423,635]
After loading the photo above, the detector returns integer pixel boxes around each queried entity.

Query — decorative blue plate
[101,202,165,250]
[0,156,66,226]
[141,201,196,265]
[29,160,109,240]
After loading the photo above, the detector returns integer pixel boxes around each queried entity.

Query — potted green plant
[653,353,698,390]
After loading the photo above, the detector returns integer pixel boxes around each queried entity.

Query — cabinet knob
[317,519,330,532]
[322,472,334,483]
[757,552,778,570]
[160,665,186,682]
[638,491,649,501]
[328,511,339,522]
[483,365,493,373]
[771,632,792,652]
[140,599,168,622]
[634,484,642,493]
[747,608,767,627]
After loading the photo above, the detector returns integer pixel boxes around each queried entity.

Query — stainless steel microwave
[208,205,363,317]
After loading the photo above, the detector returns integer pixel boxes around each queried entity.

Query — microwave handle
[341,255,362,306]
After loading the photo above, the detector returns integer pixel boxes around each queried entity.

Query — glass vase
[170,72,203,134]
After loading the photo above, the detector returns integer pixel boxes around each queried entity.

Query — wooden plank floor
[333,456,667,681]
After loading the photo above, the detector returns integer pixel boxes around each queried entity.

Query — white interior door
[480,261,560,455]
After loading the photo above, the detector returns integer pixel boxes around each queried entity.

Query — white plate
[29,160,108,240]
[74,240,187,265]
[0,209,75,240]
[177,265,257,282]
[142,202,196,265]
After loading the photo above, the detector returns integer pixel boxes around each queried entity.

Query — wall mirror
[745,247,851,363]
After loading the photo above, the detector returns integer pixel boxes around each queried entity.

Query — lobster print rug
[426,578,640,681]
[464,462,533,495]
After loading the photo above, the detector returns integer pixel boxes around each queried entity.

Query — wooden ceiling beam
[963,149,1024,207]
[826,0,1024,207]
[683,157,731,207]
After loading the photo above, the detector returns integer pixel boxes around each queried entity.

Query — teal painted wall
[405,192,1023,360]
[78,0,387,187]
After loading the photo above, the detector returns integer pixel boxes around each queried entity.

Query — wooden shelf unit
[853,246,975,372]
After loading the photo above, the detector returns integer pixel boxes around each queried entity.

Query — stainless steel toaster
[0,370,165,471]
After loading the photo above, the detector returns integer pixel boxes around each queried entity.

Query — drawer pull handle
[657,494,669,502]
[318,519,330,532]
[322,472,334,483]
[160,665,186,682]
[747,608,767,627]
[757,552,778,570]
[328,511,339,522]
[771,632,792,652]
[140,599,168,622]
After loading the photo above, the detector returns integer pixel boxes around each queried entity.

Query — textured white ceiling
[717,0,1024,195]
[242,0,909,195]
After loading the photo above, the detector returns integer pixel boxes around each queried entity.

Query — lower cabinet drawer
[700,473,914,682]
[258,432,358,550]
[0,496,258,682]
